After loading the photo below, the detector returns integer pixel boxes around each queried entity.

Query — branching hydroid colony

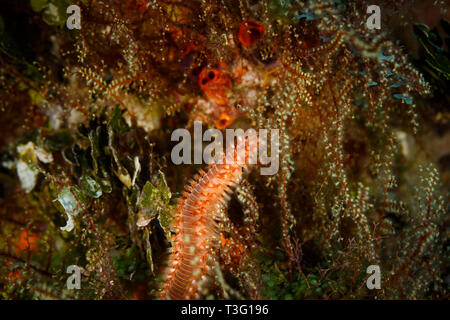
[0,0,448,300]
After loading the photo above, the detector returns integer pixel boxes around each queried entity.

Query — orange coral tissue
[198,68,232,105]
[238,20,265,47]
